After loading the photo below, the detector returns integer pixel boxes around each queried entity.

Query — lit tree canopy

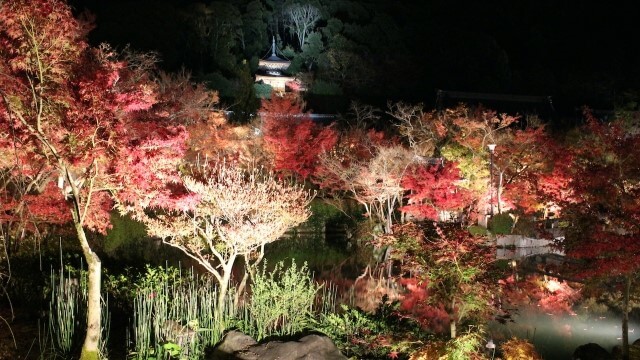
[401,161,471,221]
[260,94,337,180]
[284,2,321,50]
[0,1,214,358]
[141,162,313,313]
[550,111,640,359]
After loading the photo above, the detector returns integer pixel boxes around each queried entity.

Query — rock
[573,343,613,360]
[209,330,258,359]
[611,340,640,360]
[209,332,347,360]
[629,339,640,359]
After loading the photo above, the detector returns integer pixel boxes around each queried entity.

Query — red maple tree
[0,1,213,357]
[260,94,337,179]
[400,161,471,221]
[548,110,640,359]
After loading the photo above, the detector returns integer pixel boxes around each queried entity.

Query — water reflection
[490,305,639,359]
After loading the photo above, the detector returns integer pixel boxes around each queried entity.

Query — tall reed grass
[46,262,110,359]
[130,266,235,360]
[129,261,340,359]
[48,266,79,354]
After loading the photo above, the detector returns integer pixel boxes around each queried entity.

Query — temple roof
[258,37,290,71]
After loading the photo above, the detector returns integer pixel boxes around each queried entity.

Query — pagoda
[255,37,296,93]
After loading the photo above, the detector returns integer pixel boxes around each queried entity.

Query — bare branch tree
[318,145,413,234]
[346,101,380,130]
[284,3,321,49]
[388,102,446,158]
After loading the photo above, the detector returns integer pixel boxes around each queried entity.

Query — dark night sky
[70,0,639,117]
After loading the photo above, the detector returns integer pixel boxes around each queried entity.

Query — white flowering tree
[318,145,413,234]
[141,162,313,318]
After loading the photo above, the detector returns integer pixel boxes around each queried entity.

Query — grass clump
[237,259,322,341]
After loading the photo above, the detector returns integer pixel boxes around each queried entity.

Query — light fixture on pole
[487,144,496,216]
[486,339,496,360]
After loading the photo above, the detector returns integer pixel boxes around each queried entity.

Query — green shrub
[444,327,485,360]
[239,260,321,341]
[317,304,385,357]
[316,300,428,359]
[468,225,488,236]
[488,213,514,234]
[254,82,273,99]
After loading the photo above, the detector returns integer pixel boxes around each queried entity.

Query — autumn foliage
[549,111,640,279]
[260,94,337,179]
[1,1,214,357]
[401,161,471,221]
[0,0,209,235]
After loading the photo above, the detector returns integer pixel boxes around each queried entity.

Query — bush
[488,213,514,234]
[239,260,321,341]
[468,225,488,236]
[444,327,486,360]
[317,299,429,359]
[254,82,273,99]
[500,337,543,360]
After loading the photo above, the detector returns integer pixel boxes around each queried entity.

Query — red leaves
[0,0,89,82]
[500,274,581,315]
[397,277,450,333]
[0,0,206,236]
[546,110,640,281]
[261,95,337,179]
[401,162,471,220]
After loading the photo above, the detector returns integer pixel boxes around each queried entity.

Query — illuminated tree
[284,2,321,50]
[424,227,494,339]
[389,102,448,158]
[260,95,337,180]
[317,130,409,234]
[551,111,640,360]
[390,223,495,339]
[0,1,213,358]
[141,162,313,319]
[401,161,471,221]
[358,145,413,233]
[447,106,518,211]
[489,125,553,218]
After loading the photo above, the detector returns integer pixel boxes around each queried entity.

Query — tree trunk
[449,299,457,338]
[497,171,504,214]
[235,248,266,309]
[75,221,102,360]
[216,254,236,333]
[622,275,631,360]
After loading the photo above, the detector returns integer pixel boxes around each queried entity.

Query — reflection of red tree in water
[398,278,450,334]
[499,273,582,315]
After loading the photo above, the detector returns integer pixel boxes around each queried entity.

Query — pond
[489,305,640,359]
